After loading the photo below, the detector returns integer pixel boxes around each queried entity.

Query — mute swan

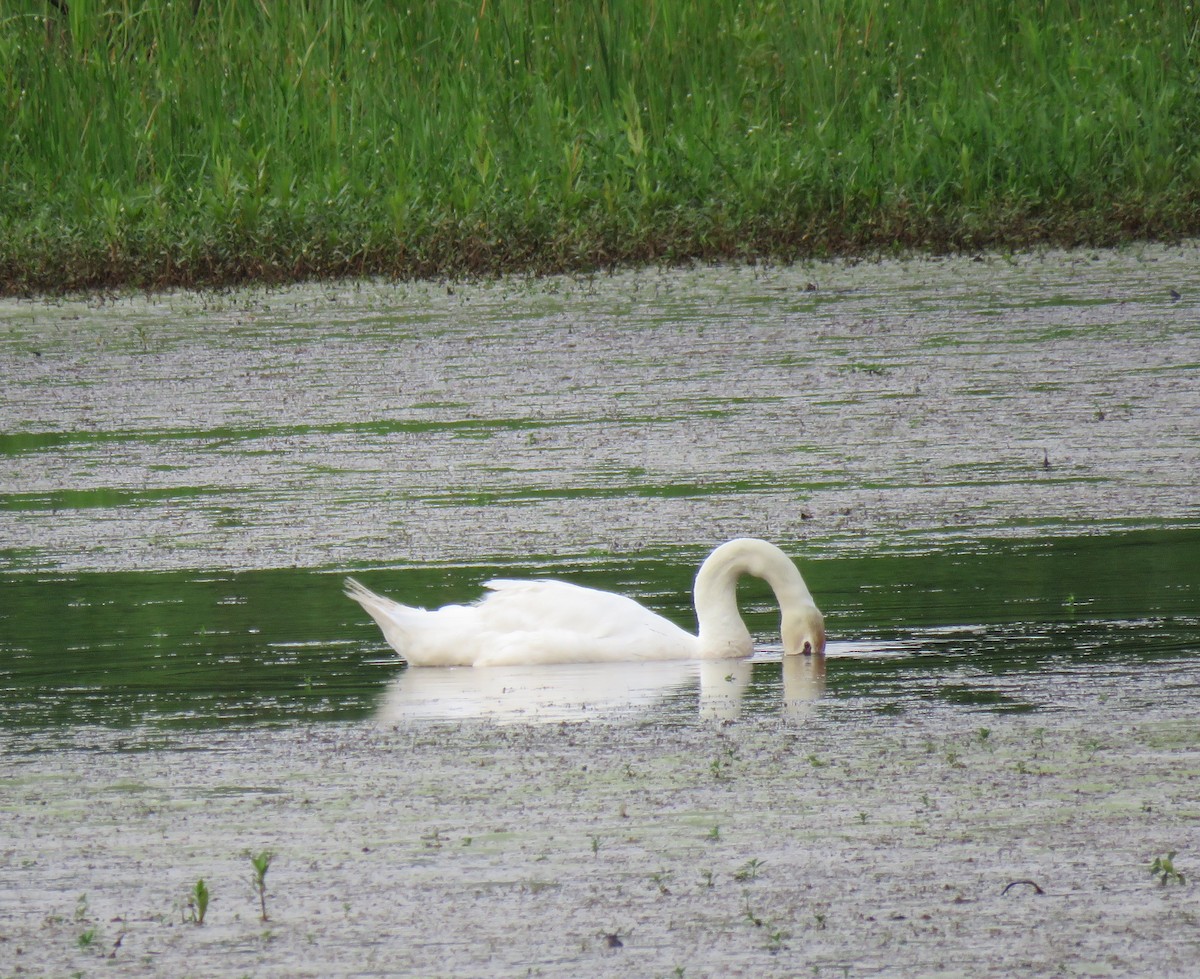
[344,538,825,668]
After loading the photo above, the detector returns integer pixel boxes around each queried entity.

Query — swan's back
[346,576,698,667]
[473,579,697,666]
[477,578,662,633]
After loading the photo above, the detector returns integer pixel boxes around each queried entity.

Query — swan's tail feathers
[344,577,411,658]
[344,576,384,609]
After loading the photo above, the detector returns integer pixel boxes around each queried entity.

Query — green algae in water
[1,529,1196,730]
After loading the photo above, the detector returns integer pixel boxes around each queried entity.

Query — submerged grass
[2,0,1199,292]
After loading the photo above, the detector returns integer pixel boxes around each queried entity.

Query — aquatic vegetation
[1149,852,1185,886]
[733,858,765,882]
[248,851,274,921]
[709,744,739,781]
[742,893,790,952]
[188,878,210,925]
[742,897,765,928]
[764,925,791,954]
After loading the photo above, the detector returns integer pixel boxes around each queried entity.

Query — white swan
[344,537,825,667]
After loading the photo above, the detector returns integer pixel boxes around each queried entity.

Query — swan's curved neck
[693,538,816,658]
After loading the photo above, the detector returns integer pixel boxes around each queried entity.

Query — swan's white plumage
[345,538,825,667]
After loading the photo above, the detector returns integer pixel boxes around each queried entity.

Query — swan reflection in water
[374,648,830,724]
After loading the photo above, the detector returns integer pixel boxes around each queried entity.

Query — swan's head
[782,604,826,657]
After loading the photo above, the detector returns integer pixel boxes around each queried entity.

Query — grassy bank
[2,0,1199,292]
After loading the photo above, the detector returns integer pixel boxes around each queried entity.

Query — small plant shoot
[249,850,275,921]
[1149,852,1185,886]
[189,878,210,925]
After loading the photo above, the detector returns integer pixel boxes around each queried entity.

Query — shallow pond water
[2,246,1198,578]
[2,250,1200,979]
[2,246,1199,729]
[2,527,1197,730]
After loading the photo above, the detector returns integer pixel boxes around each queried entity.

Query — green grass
[2,0,1199,292]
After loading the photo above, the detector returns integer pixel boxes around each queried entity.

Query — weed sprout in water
[248,851,274,921]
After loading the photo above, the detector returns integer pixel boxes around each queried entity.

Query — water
[3,249,1197,574]
[2,248,1198,729]
[1,529,1196,729]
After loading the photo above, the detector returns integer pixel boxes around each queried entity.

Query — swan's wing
[473,626,695,667]
[479,578,690,640]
